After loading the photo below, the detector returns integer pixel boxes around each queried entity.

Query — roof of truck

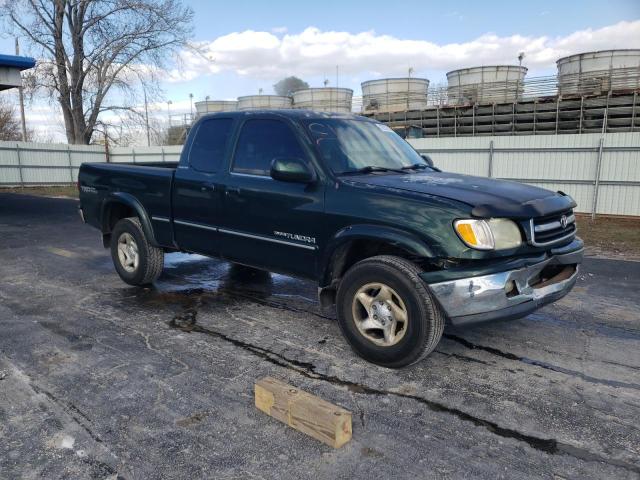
[197,109,374,122]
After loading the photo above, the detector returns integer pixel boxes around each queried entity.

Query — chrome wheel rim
[117,232,139,273]
[351,282,408,347]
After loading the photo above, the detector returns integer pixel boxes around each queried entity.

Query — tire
[110,217,164,286]
[336,255,444,368]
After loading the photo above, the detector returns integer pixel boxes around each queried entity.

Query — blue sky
[189,0,639,43]
[1,0,639,141]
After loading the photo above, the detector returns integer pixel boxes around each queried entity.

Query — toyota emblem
[560,215,568,229]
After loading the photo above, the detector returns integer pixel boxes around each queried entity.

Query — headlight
[454,219,522,250]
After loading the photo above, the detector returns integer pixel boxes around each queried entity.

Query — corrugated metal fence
[1,133,638,217]
[409,132,640,217]
[0,142,182,185]
[0,142,105,185]
[108,145,183,164]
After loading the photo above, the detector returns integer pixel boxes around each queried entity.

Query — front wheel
[110,217,164,286]
[336,255,444,368]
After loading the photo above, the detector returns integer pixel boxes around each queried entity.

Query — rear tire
[336,255,444,368]
[110,217,164,286]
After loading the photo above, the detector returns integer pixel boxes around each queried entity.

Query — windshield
[303,119,426,174]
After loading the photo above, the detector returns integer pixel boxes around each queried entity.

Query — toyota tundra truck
[78,110,583,368]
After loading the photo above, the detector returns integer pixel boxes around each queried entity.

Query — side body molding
[101,192,159,247]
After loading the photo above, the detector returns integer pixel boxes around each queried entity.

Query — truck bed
[79,162,177,236]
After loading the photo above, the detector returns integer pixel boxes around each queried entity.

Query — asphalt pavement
[1,193,639,480]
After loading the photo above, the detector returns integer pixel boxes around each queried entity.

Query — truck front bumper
[425,245,583,327]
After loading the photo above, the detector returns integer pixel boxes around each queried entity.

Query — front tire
[336,255,444,368]
[110,217,164,286]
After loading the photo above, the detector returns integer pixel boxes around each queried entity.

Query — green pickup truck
[78,110,583,367]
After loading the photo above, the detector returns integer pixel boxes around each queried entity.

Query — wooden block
[254,377,352,448]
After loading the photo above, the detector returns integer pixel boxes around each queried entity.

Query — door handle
[200,183,216,192]
[225,186,241,196]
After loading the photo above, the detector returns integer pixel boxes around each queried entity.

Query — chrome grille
[530,211,576,247]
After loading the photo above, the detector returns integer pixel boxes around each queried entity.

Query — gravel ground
[1,193,639,480]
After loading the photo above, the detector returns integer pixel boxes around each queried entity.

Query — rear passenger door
[172,117,234,256]
[218,117,324,278]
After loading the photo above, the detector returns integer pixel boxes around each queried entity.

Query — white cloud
[170,20,640,82]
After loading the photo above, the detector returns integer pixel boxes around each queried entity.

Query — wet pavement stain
[114,262,332,330]
[38,321,94,351]
[361,446,385,458]
[175,412,209,428]
[444,333,640,391]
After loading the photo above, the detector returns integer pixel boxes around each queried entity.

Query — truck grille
[530,211,576,247]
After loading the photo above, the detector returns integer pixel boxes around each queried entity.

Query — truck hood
[345,171,576,218]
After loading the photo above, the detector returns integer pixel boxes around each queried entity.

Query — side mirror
[420,154,434,168]
[270,157,316,183]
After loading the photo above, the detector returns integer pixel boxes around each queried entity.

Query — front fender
[101,192,159,247]
[319,224,436,287]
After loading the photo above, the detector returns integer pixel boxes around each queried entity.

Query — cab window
[189,118,234,173]
[232,119,306,176]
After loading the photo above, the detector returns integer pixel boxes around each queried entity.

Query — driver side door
[217,117,324,279]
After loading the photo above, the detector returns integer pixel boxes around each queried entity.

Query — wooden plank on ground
[254,376,352,448]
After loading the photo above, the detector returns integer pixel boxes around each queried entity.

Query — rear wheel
[336,255,444,368]
[110,217,164,286]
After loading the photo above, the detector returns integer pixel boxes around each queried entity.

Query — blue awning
[0,54,36,71]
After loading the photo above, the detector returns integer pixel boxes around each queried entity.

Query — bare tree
[94,105,168,146]
[2,0,194,144]
[0,97,22,141]
[273,76,309,96]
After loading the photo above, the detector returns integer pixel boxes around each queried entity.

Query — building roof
[0,54,36,71]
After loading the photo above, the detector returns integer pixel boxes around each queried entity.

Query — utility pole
[189,93,194,123]
[15,38,28,142]
[143,88,150,146]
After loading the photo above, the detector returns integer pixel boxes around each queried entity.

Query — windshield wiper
[402,163,441,172]
[339,165,409,175]
[401,163,429,171]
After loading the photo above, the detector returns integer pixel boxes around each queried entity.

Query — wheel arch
[318,224,437,308]
[100,192,158,248]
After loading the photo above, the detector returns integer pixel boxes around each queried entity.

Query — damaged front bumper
[423,240,583,327]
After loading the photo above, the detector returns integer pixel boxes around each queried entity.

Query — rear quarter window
[189,118,234,173]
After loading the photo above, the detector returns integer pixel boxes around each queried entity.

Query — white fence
[0,142,105,185]
[109,145,182,164]
[409,132,640,217]
[0,142,182,185]
[1,133,638,217]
